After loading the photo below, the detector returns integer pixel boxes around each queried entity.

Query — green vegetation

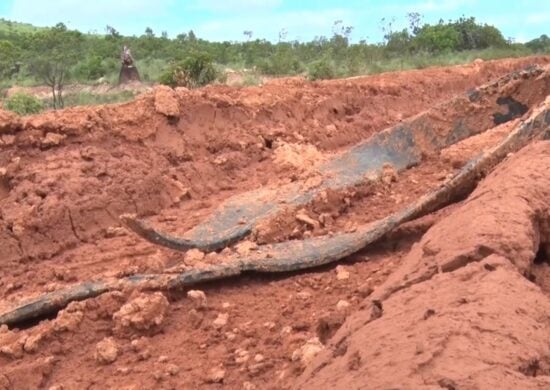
[238,73,262,87]
[0,18,42,34]
[526,34,550,53]
[308,59,337,81]
[159,52,222,88]
[0,14,547,111]
[28,23,85,108]
[4,92,43,115]
[43,90,136,109]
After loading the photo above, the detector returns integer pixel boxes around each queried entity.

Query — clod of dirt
[235,240,258,255]
[206,367,225,383]
[213,313,229,329]
[158,355,169,363]
[0,327,21,359]
[295,210,320,230]
[296,291,312,300]
[187,290,207,309]
[336,300,350,311]
[41,132,66,148]
[292,337,325,365]
[165,363,180,376]
[272,142,325,174]
[23,330,47,353]
[153,86,180,118]
[184,249,206,264]
[0,109,19,132]
[335,265,350,280]
[316,313,346,344]
[130,336,152,362]
[381,163,398,184]
[113,292,169,335]
[95,337,118,365]
[235,348,250,364]
[54,302,85,332]
[243,381,257,390]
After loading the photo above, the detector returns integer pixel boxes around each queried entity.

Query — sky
[0,0,548,43]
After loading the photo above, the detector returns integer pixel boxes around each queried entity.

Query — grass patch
[42,90,136,109]
[134,58,169,83]
[311,46,540,80]
[238,73,262,86]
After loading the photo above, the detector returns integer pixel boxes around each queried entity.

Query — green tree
[0,40,21,78]
[385,29,412,54]
[414,23,461,52]
[28,23,84,109]
[451,17,507,50]
[526,34,550,52]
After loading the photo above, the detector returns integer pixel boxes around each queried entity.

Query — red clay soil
[1,56,550,389]
[297,141,550,389]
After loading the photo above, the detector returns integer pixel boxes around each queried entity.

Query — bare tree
[407,12,423,35]
[278,28,288,42]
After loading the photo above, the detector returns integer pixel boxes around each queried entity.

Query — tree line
[0,15,548,108]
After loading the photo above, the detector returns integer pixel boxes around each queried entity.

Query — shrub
[308,59,336,80]
[3,92,43,115]
[256,53,304,76]
[159,52,218,88]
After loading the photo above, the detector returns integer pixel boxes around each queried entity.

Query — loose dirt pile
[1,56,550,389]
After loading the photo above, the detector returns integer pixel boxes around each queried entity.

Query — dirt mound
[297,141,550,389]
[1,56,550,388]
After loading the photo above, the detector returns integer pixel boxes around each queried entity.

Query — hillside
[0,17,42,34]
